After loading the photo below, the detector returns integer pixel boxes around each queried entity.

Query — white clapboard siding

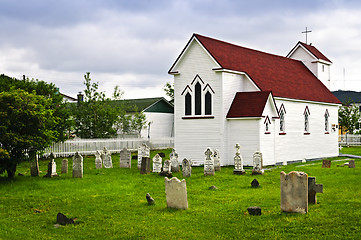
[140,112,174,139]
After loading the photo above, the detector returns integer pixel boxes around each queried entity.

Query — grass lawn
[0,148,360,239]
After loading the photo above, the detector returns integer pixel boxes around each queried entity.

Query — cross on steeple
[302,27,312,44]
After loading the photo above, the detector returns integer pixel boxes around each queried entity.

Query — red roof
[298,42,332,63]
[193,34,340,104]
[227,91,272,118]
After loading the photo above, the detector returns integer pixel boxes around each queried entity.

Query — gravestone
[322,160,331,168]
[95,150,102,169]
[251,179,260,188]
[233,144,245,175]
[61,159,68,174]
[56,213,74,225]
[160,160,172,177]
[280,171,308,214]
[140,157,151,174]
[308,177,323,204]
[146,193,155,205]
[29,151,39,177]
[152,154,162,173]
[44,152,58,177]
[101,147,113,168]
[119,148,131,168]
[182,158,192,178]
[170,149,180,172]
[247,206,261,216]
[252,151,264,175]
[213,149,221,171]
[204,147,215,176]
[349,160,355,168]
[72,152,83,178]
[138,143,150,169]
[165,177,188,210]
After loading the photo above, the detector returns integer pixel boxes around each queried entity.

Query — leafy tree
[338,102,361,134]
[131,110,147,137]
[0,89,60,178]
[163,81,174,101]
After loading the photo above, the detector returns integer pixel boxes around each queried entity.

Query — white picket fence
[339,134,361,146]
[44,137,174,157]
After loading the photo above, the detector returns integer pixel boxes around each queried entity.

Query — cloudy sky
[1,0,361,99]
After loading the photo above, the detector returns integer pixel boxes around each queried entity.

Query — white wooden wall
[140,112,174,139]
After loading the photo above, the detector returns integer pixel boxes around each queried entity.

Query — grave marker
[95,150,102,169]
[349,160,355,168]
[102,147,113,168]
[119,148,131,168]
[72,152,83,178]
[308,177,323,204]
[165,177,188,210]
[61,159,68,174]
[204,147,215,176]
[322,160,331,168]
[152,154,162,173]
[170,149,180,172]
[233,144,245,175]
[140,157,151,174]
[213,149,221,171]
[182,158,192,178]
[252,151,264,175]
[29,151,39,177]
[138,143,150,169]
[44,152,58,177]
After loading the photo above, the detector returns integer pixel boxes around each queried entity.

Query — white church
[168,34,341,166]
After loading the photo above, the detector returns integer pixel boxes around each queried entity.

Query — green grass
[0,148,360,239]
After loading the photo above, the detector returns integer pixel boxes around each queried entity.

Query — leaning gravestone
[140,157,151,174]
[182,158,192,178]
[119,148,131,168]
[138,143,150,169]
[102,147,113,168]
[95,150,102,169]
[72,152,83,178]
[213,149,221,171]
[165,177,188,210]
[204,147,215,176]
[29,151,39,177]
[280,171,308,214]
[152,154,162,173]
[233,144,245,175]
[170,149,180,172]
[349,160,356,168]
[308,176,323,204]
[322,160,331,168]
[61,159,68,174]
[252,151,264,175]
[44,152,58,177]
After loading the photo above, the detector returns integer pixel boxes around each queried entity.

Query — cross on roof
[302,27,312,44]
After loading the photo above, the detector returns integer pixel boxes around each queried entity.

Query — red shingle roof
[227,91,272,118]
[194,34,340,104]
[298,42,332,63]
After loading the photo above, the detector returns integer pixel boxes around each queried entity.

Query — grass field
[0,148,360,239]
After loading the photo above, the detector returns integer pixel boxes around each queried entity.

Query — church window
[185,92,192,115]
[324,110,329,133]
[195,82,202,115]
[264,116,271,134]
[322,65,325,72]
[279,109,285,132]
[304,106,310,133]
[205,91,212,115]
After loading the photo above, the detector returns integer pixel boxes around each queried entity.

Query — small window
[280,110,285,132]
[264,116,271,134]
[195,82,201,115]
[185,92,192,115]
[322,65,325,72]
[205,91,212,115]
[324,110,329,132]
[304,106,310,133]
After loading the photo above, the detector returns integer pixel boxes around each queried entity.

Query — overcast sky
[1,0,361,99]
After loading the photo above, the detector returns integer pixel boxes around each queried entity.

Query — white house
[168,34,341,166]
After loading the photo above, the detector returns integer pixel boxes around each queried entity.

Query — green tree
[338,103,361,134]
[163,81,174,101]
[0,89,60,178]
[131,110,147,137]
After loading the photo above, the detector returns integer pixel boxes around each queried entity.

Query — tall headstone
[204,147,215,176]
[29,151,39,177]
[182,158,192,178]
[138,143,150,169]
[119,148,131,168]
[322,160,331,168]
[308,177,323,204]
[95,150,102,169]
[213,149,221,171]
[140,157,151,174]
[61,159,68,174]
[233,144,245,175]
[72,152,83,178]
[165,177,188,210]
[44,152,58,177]
[252,151,264,175]
[170,149,180,172]
[152,154,162,173]
[280,171,308,214]
[101,147,113,168]
[349,160,356,168]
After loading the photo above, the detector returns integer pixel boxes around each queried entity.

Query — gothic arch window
[279,104,286,134]
[304,106,310,134]
[264,116,271,134]
[195,82,202,115]
[205,91,212,115]
[324,109,329,133]
[185,92,192,115]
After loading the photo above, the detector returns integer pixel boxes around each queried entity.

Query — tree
[0,89,60,178]
[338,103,361,134]
[131,110,147,137]
[163,81,174,101]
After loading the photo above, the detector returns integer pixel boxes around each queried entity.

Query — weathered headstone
[322,160,331,168]
[44,153,58,177]
[233,144,245,175]
[95,150,102,169]
[101,147,113,168]
[152,154,162,173]
[251,179,260,188]
[119,148,131,168]
[170,149,180,172]
[56,213,74,225]
[29,151,39,177]
[308,177,323,204]
[182,158,192,178]
[213,149,221,171]
[165,177,188,210]
[140,157,151,174]
[247,206,261,216]
[280,171,308,214]
[252,151,264,175]
[204,147,215,176]
[61,159,68,174]
[146,193,155,205]
[138,143,150,169]
[72,152,83,178]
[349,160,356,168]
[160,160,172,177]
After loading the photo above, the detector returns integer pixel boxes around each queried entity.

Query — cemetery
[0,147,360,239]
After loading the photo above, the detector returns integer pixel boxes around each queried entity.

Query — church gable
[287,41,332,64]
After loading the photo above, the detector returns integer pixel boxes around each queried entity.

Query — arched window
[205,91,212,115]
[195,82,202,115]
[279,109,285,132]
[324,110,329,132]
[185,92,192,115]
[304,106,310,133]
